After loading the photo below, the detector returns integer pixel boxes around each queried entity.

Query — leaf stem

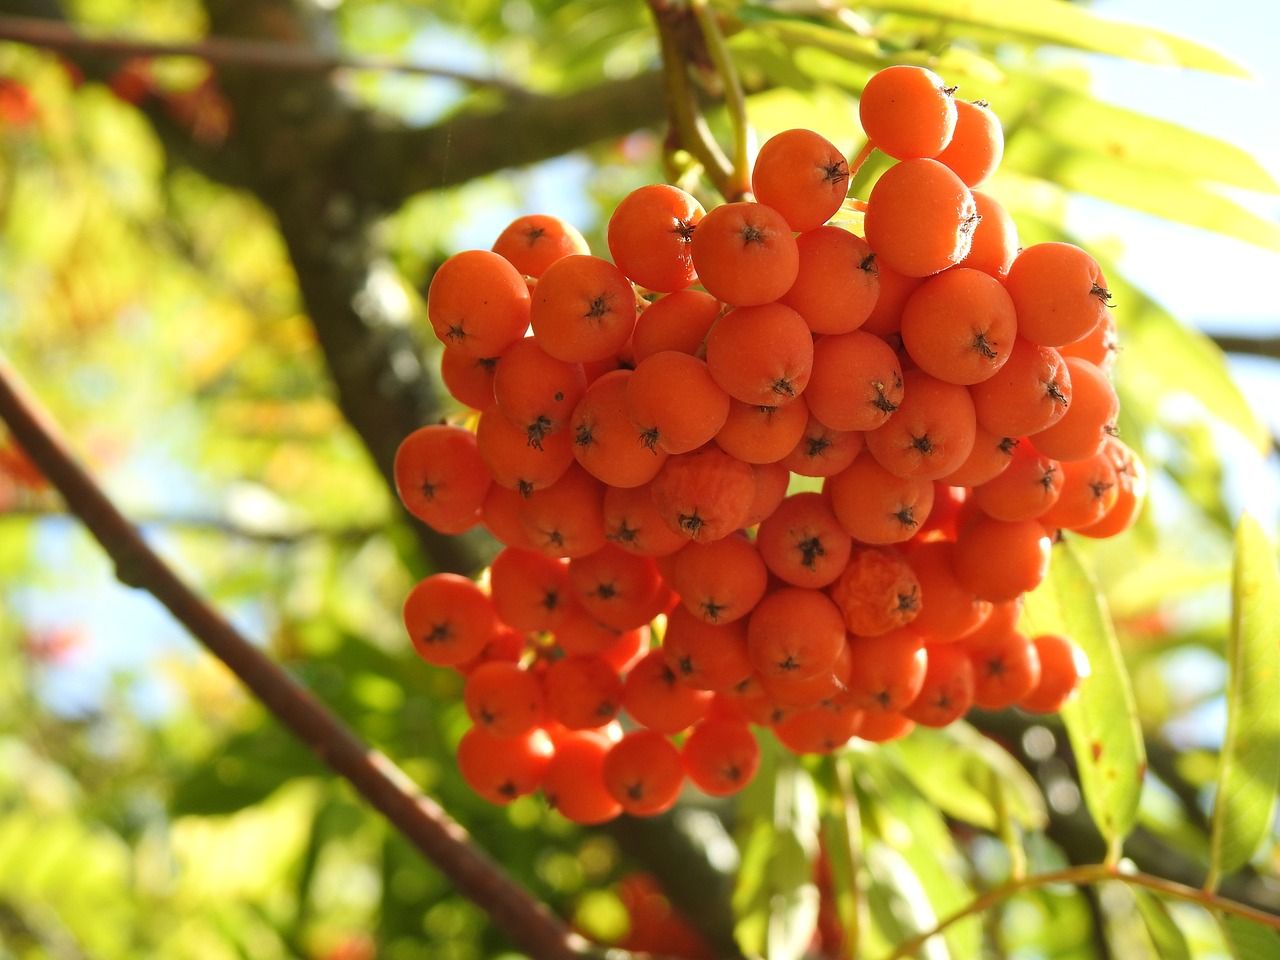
[834,755,865,959]
[882,863,1280,960]
[690,0,752,199]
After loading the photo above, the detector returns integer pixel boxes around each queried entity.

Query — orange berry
[481,483,538,549]
[650,446,756,543]
[1019,634,1088,713]
[957,191,1018,280]
[403,573,499,667]
[476,404,573,496]
[1030,357,1118,462]
[900,267,1017,385]
[492,336,586,448]
[1005,242,1112,347]
[938,426,1016,488]
[545,654,623,729]
[682,718,760,796]
[970,339,1072,437]
[623,650,713,734]
[842,630,927,713]
[632,289,721,362]
[603,730,685,816]
[627,351,730,454]
[934,99,1003,186]
[530,254,637,362]
[780,416,864,477]
[779,227,879,334]
[428,249,531,357]
[861,261,923,338]
[917,483,968,541]
[1038,450,1119,531]
[394,424,491,533]
[865,369,977,480]
[554,602,634,657]
[966,630,1041,710]
[464,662,545,737]
[714,397,810,465]
[569,544,665,630]
[742,461,791,528]
[972,441,1062,521]
[542,729,622,824]
[689,201,799,306]
[855,710,915,743]
[864,159,977,277]
[607,184,705,292]
[773,704,862,754]
[752,128,849,232]
[859,65,957,160]
[571,370,668,488]
[602,483,688,557]
[827,452,935,544]
[830,546,921,636]
[490,547,571,631]
[806,331,904,432]
[662,606,753,692]
[519,463,607,558]
[1074,437,1146,539]
[953,516,1052,602]
[440,349,499,410]
[457,726,553,804]
[903,643,974,727]
[492,213,589,278]
[747,587,846,680]
[671,534,769,624]
[756,493,853,589]
[455,624,530,676]
[705,302,813,406]
[903,540,989,642]
[1061,309,1119,374]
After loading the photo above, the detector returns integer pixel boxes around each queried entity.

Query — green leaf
[1133,891,1192,960]
[856,0,1248,75]
[1219,914,1280,960]
[1021,542,1146,855]
[733,755,821,960]
[1002,149,1280,251]
[890,722,1048,831]
[1000,75,1279,194]
[1206,515,1280,885]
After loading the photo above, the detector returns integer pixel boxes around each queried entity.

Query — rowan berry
[864,159,977,277]
[492,213,589,278]
[464,661,545,737]
[607,183,705,292]
[627,351,730,454]
[403,573,498,667]
[623,650,713,734]
[603,730,685,816]
[806,331,904,432]
[682,718,761,796]
[830,545,921,636]
[542,729,622,824]
[531,254,637,362]
[756,493,852,589]
[934,99,1003,186]
[714,398,810,465]
[900,267,1016,385]
[704,302,814,406]
[428,250,531,357]
[827,452,936,544]
[670,534,769,624]
[751,128,849,232]
[1004,242,1112,347]
[492,337,586,449]
[859,65,957,160]
[394,424,491,533]
[690,201,800,305]
[457,726,553,804]
[779,227,879,334]
[631,289,722,361]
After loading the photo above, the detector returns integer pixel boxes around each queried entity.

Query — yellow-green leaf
[1022,542,1146,856]
[857,0,1248,75]
[1134,891,1192,960]
[1206,515,1280,886]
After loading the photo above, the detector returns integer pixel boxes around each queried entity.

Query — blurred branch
[1209,332,1280,361]
[0,357,661,960]
[0,14,527,91]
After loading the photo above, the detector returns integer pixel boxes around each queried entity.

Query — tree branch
[0,356,633,960]
[1208,332,1280,361]
[0,13,526,91]
[351,70,667,208]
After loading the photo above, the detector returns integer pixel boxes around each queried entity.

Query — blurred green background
[1,0,1278,957]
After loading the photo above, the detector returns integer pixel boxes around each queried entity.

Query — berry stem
[691,0,752,200]
[847,139,875,182]
[882,862,1280,960]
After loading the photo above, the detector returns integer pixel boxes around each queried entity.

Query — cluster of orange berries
[394,65,1146,824]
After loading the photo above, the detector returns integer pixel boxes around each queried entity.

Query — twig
[0,355,613,960]
[882,862,1280,960]
[647,1,735,199]
[0,14,526,93]
[690,0,751,199]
